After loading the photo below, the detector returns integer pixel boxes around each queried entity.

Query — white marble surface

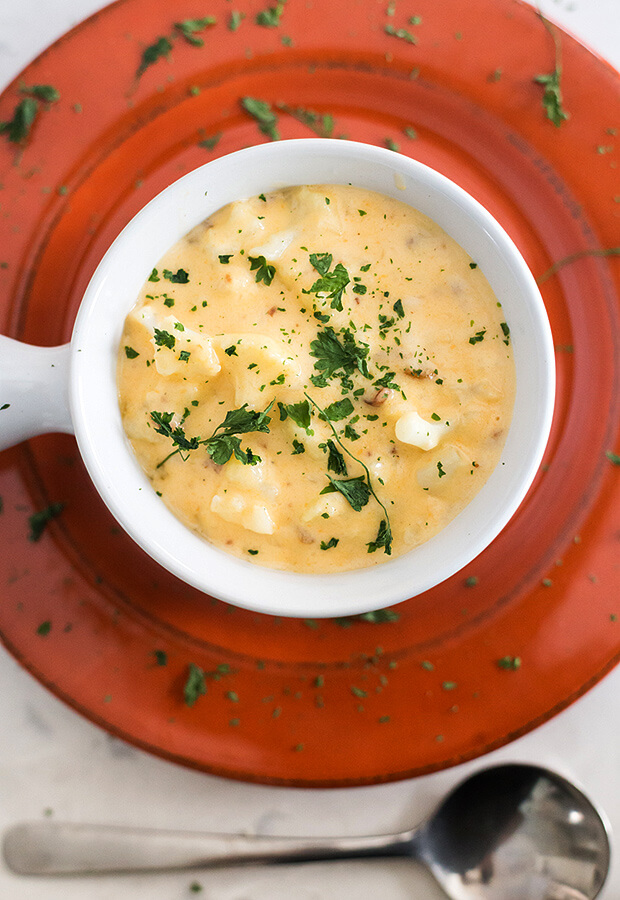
[0,1,618,897]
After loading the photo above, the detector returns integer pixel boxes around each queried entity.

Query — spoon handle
[3,822,414,875]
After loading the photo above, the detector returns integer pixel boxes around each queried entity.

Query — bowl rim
[69,138,556,618]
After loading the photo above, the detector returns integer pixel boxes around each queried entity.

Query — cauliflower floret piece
[213,333,302,407]
[209,491,275,535]
[417,446,466,492]
[249,228,298,261]
[395,410,450,451]
[129,305,221,378]
[301,492,347,523]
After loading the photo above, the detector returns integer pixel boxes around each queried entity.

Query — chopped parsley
[384,24,417,44]
[228,11,245,30]
[497,655,522,670]
[184,663,207,706]
[240,97,280,141]
[256,1,286,27]
[0,83,60,146]
[276,103,334,138]
[198,132,222,150]
[174,17,217,47]
[124,346,139,359]
[533,14,569,127]
[154,328,176,349]
[28,502,64,542]
[136,36,173,79]
[320,537,339,550]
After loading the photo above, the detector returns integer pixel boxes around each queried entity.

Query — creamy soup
[117,185,515,573]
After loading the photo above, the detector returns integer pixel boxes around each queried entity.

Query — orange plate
[0,0,619,787]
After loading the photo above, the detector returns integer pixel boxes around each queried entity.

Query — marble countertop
[0,1,618,897]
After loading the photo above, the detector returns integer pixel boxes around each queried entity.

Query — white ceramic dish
[0,139,555,618]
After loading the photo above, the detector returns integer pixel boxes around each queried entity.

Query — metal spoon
[3,764,610,899]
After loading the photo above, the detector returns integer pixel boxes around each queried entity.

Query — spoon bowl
[4,764,610,899]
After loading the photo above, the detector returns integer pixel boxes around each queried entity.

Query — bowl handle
[0,336,73,451]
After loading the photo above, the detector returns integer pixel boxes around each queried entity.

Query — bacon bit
[267,306,278,316]
[298,528,315,545]
[365,387,392,406]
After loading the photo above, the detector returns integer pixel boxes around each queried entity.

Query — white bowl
[0,139,555,618]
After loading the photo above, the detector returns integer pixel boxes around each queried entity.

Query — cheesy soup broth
[118,185,515,573]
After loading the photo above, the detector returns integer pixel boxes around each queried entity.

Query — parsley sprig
[305,393,393,555]
[533,14,569,127]
[305,253,350,312]
[135,17,217,80]
[151,402,274,468]
[309,326,372,389]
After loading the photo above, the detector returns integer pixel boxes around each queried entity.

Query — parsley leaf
[305,260,350,311]
[320,537,339,550]
[241,97,280,140]
[248,255,276,285]
[0,97,38,144]
[321,475,371,511]
[323,439,348,475]
[163,268,189,283]
[322,398,354,421]
[309,252,333,276]
[206,435,260,466]
[124,346,140,359]
[367,519,393,555]
[137,36,173,79]
[278,399,312,430]
[309,326,371,382]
